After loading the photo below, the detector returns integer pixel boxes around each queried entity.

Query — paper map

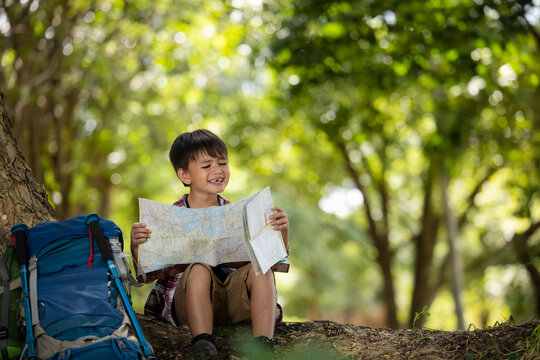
[138,187,288,275]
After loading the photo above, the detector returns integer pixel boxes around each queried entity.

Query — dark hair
[169,129,228,173]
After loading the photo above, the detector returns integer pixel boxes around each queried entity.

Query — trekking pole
[85,214,156,360]
[10,224,37,359]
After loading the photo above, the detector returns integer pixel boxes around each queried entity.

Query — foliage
[256,0,540,328]
[412,305,431,331]
[1,0,539,329]
[525,323,540,358]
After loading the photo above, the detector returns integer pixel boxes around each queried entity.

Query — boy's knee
[264,270,275,283]
[187,263,212,282]
[248,268,275,287]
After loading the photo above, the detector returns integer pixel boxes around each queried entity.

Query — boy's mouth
[209,178,224,184]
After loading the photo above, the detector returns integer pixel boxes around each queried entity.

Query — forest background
[0,0,539,331]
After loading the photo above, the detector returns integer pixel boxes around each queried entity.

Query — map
[138,187,288,276]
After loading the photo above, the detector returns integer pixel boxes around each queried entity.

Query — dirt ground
[138,315,540,359]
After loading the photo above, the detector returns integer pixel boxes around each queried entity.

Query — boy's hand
[270,206,289,252]
[130,222,151,260]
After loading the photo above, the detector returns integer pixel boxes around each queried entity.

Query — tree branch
[356,143,390,237]
[338,142,380,242]
[457,166,498,230]
[524,15,540,51]
[376,140,390,236]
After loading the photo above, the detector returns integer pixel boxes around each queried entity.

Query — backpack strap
[0,278,21,294]
[136,261,147,284]
[109,239,142,289]
[28,256,39,326]
[0,256,11,360]
[11,223,38,359]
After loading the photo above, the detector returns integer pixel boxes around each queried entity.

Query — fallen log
[138,315,539,359]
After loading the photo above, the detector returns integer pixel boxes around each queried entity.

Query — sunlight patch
[319,187,364,217]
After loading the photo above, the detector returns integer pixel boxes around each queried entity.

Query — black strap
[87,220,114,263]
[13,228,29,268]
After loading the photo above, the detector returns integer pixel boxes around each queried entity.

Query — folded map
[137,187,288,279]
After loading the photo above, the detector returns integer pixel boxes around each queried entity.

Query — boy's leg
[246,267,277,338]
[177,263,214,337]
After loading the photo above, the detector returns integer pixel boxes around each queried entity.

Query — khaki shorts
[173,263,254,326]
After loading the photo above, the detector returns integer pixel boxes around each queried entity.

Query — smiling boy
[130,129,289,359]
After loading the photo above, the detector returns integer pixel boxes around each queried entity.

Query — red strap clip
[87,228,94,270]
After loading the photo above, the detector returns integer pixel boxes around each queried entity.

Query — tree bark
[511,221,540,318]
[408,161,439,328]
[0,87,56,251]
[440,173,465,330]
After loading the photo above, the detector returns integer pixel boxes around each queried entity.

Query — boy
[130,129,289,359]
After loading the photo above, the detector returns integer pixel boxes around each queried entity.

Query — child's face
[178,152,230,195]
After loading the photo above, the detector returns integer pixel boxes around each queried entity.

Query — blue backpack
[11,214,154,360]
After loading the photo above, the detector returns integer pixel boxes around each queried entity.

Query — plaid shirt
[143,194,230,327]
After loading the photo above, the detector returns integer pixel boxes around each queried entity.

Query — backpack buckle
[0,326,8,339]
[116,339,127,351]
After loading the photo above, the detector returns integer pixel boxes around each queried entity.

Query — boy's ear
[177,168,191,185]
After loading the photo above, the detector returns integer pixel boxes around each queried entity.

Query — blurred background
[1,0,539,330]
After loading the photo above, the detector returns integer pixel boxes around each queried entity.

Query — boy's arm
[130,222,152,272]
[270,206,289,254]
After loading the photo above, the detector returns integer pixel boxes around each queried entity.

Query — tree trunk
[511,222,540,318]
[375,233,399,328]
[0,87,56,251]
[441,174,465,330]
[408,162,439,328]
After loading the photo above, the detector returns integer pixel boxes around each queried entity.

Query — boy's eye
[219,162,227,166]
[202,165,210,168]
